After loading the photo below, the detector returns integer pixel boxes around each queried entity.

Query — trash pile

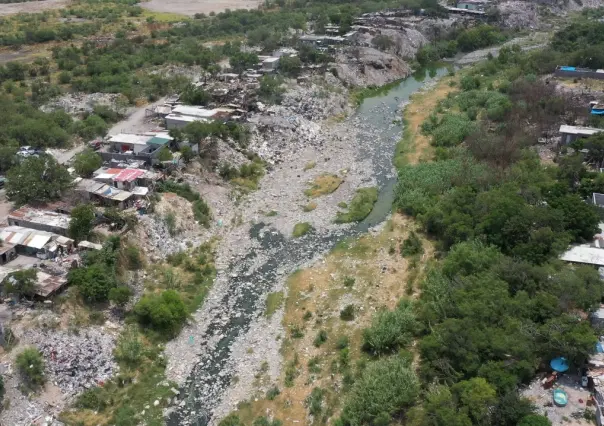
[22,328,117,395]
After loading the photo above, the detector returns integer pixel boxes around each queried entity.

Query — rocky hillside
[335,47,413,87]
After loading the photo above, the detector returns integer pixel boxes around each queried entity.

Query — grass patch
[293,222,312,238]
[265,210,278,217]
[351,79,402,106]
[265,291,284,318]
[337,201,348,209]
[304,161,317,171]
[335,187,378,223]
[304,174,343,198]
[303,202,318,212]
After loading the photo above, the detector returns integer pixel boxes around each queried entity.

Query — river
[166,65,449,426]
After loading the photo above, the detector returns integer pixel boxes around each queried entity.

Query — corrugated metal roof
[560,125,603,136]
[114,168,145,182]
[24,233,52,249]
[8,206,70,230]
[147,137,171,146]
[560,245,604,266]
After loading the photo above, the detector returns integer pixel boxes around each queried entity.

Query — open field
[141,0,260,17]
[0,0,67,16]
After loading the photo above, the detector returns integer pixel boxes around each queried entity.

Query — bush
[109,286,133,308]
[362,300,419,355]
[431,114,475,147]
[340,305,355,321]
[73,148,102,177]
[293,222,312,238]
[16,347,45,390]
[401,232,423,257]
[5,269,37,298]
[124,246,142,270]
[305,387,325,416]
[336,335,349,349]
[134,290,188,335]
[314,329,328,347]
[76,386,108,411]
[266,385,280,400]
[114,327,143,367]
[68,264,117,304]
[341,357,419,425]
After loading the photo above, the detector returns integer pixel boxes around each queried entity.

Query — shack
[456,0,489,10]
[165,106,236,129]
[559,124,603,145]
[8,206,70,236]
[555,66,604,80]
[0,226,73,259]
[75,178,134,209]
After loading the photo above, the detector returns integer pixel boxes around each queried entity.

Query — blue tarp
[560,66,576,71]
[596,342,604,353]
[550,357,569,372]
[553,389,569,406]
[591,108,604,115]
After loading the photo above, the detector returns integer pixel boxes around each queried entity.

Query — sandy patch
[0,0,67,16]
[141,0,260,17]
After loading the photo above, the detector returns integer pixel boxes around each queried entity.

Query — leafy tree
[16,347,45,390]
[362,300,419,355]
[4,269,37,298]
[180,84,211,106]
[180,145,195,163]
[407,385,472,426]
[518,415,552,426]
[73,148,102,177]
[157,146,173,162]
[279,55,301,77]
[134,290,187,335]
[230,52,259,74]
[452,378,497,426]
[341,356,419,425]
[258,76,285,105]
[108,286,133,308]
[68,263,117,304]
[6,156,72,205]
[68,204,95,242]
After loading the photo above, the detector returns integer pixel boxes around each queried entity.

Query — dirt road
[141,0,259,16]
[0,0,68,16]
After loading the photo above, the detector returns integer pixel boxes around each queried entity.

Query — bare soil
[141,0,260,17]
[0,0,68,16]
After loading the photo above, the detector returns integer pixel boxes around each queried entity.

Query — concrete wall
[555,69,604,80]
[6,218,67,236]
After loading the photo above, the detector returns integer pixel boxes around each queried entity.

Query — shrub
[341,357,419,425]
[114,327,143,367]
[134,290,188,335]
[343,276,355,287]
[192,199,211,228]
[336,335,349,349]
[431,114,475,147]
[73,148,102,178]
[340,305,355,321]
[305,387,325,416]
[401,232,423,257]
[16,347,45,390]
[76,386,108,411]
[314,329,328,347]
[266,385,280,400]
[68,204,95,242]
[293,222,312,238]
[124,246,142,270]
[5,269,37,298]
[68,264,117,304]
[362,300,419,355]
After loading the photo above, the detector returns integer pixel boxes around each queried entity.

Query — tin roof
[114,168,145,183]
[35,271,68,298]
[9,206,70,230]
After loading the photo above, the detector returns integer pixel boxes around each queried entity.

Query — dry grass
[303,202,318,212]
[227,214,433,424]
[304,174,343,198]
[303,161,317,171]
[398,76,458,167]
[556,77,604,92]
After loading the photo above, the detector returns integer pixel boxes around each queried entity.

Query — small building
[559,124,603,145]
[595,193,604,208]
[456,0,489,10]
[560,245,604,267]
[555,66,604,80]
[75,178,134,209]
[0,226,73,259]
[165,106,236,130]
[8,206,70,236]
[35,271,68,298]
[272,48,298,58]
[324,24,340,35]
[78,241,103,251]
[0,244,16,265]
[262,57,280,71]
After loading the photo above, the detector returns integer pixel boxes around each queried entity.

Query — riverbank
[162,69,450,425]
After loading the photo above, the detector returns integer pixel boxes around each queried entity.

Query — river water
[166,66,449,426]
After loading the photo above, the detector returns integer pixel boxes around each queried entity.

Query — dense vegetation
[333,20,604,426]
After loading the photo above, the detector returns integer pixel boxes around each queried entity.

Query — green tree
[134,290,187,335]
[180,145,195,163]
[108,286,133,308]
[279,55,302,77]
[258,76,285,105]
[68,204,95,242]
[73,148,102,177]
[4,269,37,298]
[341,356,419,425]
[6,156,72,205]
[230,52,259,74]
[518,415,552,426]
[16,347,45,390]
[68,263,117,304]
[452,378,497,426]
[157,146,173,162]
[362,300,419,355]
[407,385,472,426]
[372,35,394,51]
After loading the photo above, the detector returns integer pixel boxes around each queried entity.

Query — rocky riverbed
[163,68,448,426]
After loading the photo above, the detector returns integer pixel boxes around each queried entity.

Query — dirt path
[141,0,260,17]
[0,0,68,16]
[108,97,167,135]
